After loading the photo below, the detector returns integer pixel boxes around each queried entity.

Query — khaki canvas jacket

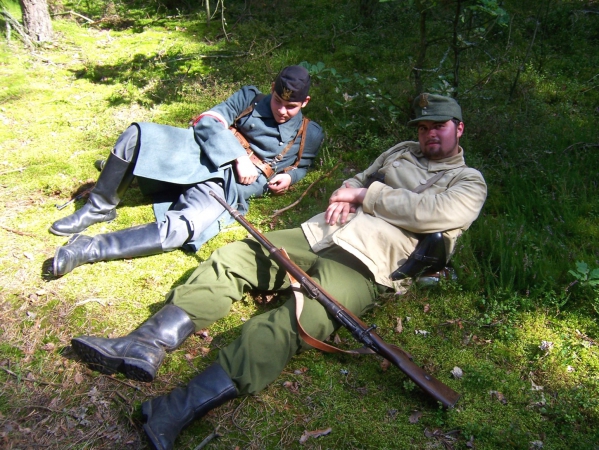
[301,141,487,288]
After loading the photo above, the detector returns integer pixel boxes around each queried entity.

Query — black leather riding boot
[390,232,447,280]
[53,222,163,277]
[49,152,134,236]
[71,304,195,382]
[142,363,238,450]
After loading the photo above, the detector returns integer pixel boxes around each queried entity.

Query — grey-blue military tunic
[126,86,324,251]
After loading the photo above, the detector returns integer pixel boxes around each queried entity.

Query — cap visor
[408,115,455,126]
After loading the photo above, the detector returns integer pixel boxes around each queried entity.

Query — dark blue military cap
[274,65,311,102]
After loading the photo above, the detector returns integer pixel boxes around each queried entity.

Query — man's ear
[271,82,276,93]
[456,121,464,138]
[301,96,311,108]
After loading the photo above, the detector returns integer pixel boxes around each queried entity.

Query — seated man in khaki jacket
[69,93,487,450]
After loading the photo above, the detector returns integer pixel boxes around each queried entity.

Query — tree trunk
[451,0,462,96]
[412,7,428,95]
[18,0,52,43]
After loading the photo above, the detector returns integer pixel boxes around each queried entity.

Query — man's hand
[235,155,259,185]
[267,174,292,195]
[324,183,367,225]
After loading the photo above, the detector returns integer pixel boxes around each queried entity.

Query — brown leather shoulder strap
[233,93,266,125]
[280,117,310,174]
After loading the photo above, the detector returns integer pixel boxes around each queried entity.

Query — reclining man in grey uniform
[70,93,487,450]
[49,65,324,277]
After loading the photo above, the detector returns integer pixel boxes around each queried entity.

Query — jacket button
[392,161,400,167]
[250,123,255,129]
[419,179,427,184]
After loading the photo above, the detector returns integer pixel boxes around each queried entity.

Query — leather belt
[229,117,309,180]
[229,127,275,179]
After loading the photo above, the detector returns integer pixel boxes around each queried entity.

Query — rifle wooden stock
[209,191,460,408]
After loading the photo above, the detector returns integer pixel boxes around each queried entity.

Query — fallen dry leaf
[395,317,403,333]
[282,380,300,393]
[41,343,55,352]
[466,435,475,448]
[409,410,423,424]
[451,366,463,379]
[423,303,431,313]
[472,335,492,344]
[380,358,391,372]
[489,390,507,404]
[74,371,83,384]
[196,329,210,338]
[299,427,332,444]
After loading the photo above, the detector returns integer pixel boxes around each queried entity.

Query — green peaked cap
[408,93,462,126]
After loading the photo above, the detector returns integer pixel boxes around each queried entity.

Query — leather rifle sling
[281,249,374,355]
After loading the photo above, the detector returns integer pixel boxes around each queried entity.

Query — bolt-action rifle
[209,191,460,408]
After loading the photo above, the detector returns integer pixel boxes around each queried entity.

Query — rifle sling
[283,257,374,355]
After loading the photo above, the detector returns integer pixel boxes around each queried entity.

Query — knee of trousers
[157,215,194,251]
[216,303,301,395]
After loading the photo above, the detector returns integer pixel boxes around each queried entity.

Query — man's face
[270,84,310,124]
[417,120,464,160]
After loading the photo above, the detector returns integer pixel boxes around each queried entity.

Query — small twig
[101,374,142,391]
[575,329,598,347]
[74,297,107,307]
[0,167,26,175]
[0,225,36,237]
[0,366,63,387]
[562,142,599,153]
[193,426,222,450]
[272,161,342,217]
[21,404,86,420]
[230,396,249,431]
[50,10,94,23]
[166,52,251,62]
[254,41,283,59]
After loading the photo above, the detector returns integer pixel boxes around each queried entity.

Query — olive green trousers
[165,228,382,395]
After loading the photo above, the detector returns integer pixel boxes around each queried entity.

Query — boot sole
[71,338,156,382]
[49,226,77,237]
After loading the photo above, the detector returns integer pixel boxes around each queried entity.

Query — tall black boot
[390,232,447,280]
[142,363,238,450]
[49,152,134,236]
[71,304,195,382]
[53,222,163,277]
